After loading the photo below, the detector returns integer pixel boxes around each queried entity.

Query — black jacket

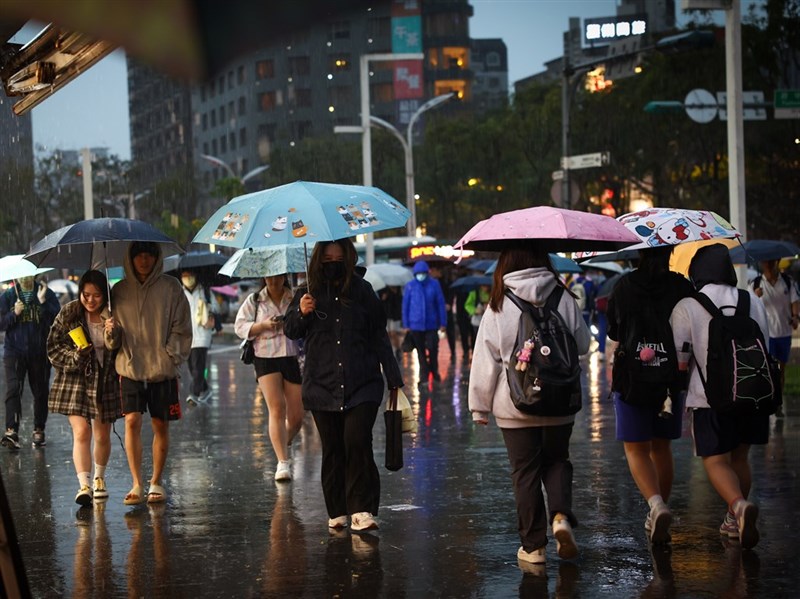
[284,275,403,412]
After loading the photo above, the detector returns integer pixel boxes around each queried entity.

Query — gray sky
[25,1,628,160]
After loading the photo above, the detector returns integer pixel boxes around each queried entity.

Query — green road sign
[775,90,800,119]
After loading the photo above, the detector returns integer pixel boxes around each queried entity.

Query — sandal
[123,485,144,505]
[147,483,167,504]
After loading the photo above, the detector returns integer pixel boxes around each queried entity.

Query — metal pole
[404,140,416,237]
[561,70,571,210]
[359,54,375,266]
[81,148,93,220]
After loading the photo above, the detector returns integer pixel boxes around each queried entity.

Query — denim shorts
[768,336,791,364]
[613,391,684,442]
[691,407,769,457]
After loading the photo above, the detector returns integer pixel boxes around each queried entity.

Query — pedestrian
[46,270,122,505]
[180,269,219,405]
[284,238,404,532]
[464,283,491,339]
[401,261,447,385]
[607,247,693,544]
[0,274,60,450]
[749,258,799,404]
[670,243,769,549]
[469,247,591,567]
[430,264,457,357]
[108,241,192,505]
[593,272,621,360]
[235,273,303,482]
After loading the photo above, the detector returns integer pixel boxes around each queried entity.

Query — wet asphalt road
[1,337,798,598]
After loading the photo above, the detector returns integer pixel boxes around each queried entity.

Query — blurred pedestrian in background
[402,261,447,386]
[180,269,219,405]
[235,273,303,482]
[47,270,122,505]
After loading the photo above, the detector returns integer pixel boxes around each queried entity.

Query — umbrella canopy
[450,275,493,290]
[582,261,625,275]
[210,285,238,298]
[454,206,641,253]
[24,218,183,269]
[0,254,53,283]
[47,278,79,297]
[729,239,800,264]
[362,269,386,292]
[617,207,740,248]
[219,245,311,279]
[192,181,410,249]
[485,254,582,275]
[366,263,413,287]
[163,251,228,273]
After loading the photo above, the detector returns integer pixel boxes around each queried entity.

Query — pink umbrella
[454,206,641,253]
[210,284,238,297]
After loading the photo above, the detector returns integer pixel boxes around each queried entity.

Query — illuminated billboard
[584,15,647,44]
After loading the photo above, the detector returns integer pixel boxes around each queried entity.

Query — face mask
[322,261,345,281]
[415,273,427,282]
[181,275,196,289]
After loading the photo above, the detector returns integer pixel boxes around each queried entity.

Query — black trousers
[3,353,50,432]
[312,402,381,518]
[187,347,209,396]
[410,329,439,380]
[501,423,576,552]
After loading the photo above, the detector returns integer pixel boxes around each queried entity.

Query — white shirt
[748,274,799,339]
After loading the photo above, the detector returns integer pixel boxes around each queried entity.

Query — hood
[123,242,164,288]
[689,243,737,290]
[412,261,430,274]
[502,267,558,305]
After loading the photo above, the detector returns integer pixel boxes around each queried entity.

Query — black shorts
[254,356,302,384]
[120,377,181,421]
[691,407,769,457]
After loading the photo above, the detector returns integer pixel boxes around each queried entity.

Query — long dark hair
[78,270,109,310]
[489,247,564,311]
[637,246,673,278]
[307,238,358,297]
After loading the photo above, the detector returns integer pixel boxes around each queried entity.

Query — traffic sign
[552,170,564,181]
[716,91,767,121]
[560,152,611,170]
[775,89,800,119]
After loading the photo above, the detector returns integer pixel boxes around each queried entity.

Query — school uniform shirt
[748,275,799,339]
[234,286,298,358]
[183,285,218,349]
[468,267,592,429]
[670,283,769,409]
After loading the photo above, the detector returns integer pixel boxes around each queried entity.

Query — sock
[647,495,665,509]
[94,464,106,480]
[77,472,91,488]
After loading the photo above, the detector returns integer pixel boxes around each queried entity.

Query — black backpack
[202,286,224,332]
[504,287,582,417]
[612,279,679,408]
[693,290,781,415]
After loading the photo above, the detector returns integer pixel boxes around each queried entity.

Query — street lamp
[200,154,270,184]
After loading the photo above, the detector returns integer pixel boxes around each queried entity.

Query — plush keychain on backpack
[639,347,656,363]
[515,339,535,371]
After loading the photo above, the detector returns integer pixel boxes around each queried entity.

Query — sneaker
[93,477,109,500]
[552,513,578,560]
[734,499,759,550]
[32,429,46,448]
[1,429,20,450]
[517,545,546,564]
[350,512,378,531]
[75,485,93,506]
[328,515,348,529]
[274,460,292,482]
[197,389,212,404]
[186,394,198,406]
[648,502,672,544]
[719,512,739,539]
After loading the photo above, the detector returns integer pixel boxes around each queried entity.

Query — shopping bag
[396,389,417,434]
[384,392,403,471]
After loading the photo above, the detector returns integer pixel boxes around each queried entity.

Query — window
[328,86,351,105]
[238,96,246,115]
[295,121,313,139]
[288,56,311,76]
[220,105,226,121]
[220,135,227,153]
[217,76,224,95]
[210,109,216,127]
[212,139,218,154]
[296,88,312,107]
[200,87,206,102]
[227,71,234,89]
[237,65,245,84]
[228,101,234,119]
[486,52,501,68]
[489,77,499,89]
[202,113,208,131]
[240,128,247,146]
[203,142,209,155]
[329,20,350,40]
[259,92,277,111]
[242,158,249,173]
[257,123,275,143]
[442,47,469,70]
[367,17,390,40]
[230,132,236,150]
[256,59,274,80]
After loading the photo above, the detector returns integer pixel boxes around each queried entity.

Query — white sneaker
[350,512,378,531]
[93,477,109,499]
[328,515,348,529]
[733,499,759,549]
[517,545,546,564]
[552,513,578,559]
[274,460,292,482]
[649,502,672,544]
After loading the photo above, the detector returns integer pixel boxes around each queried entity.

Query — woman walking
[47,270,121,505]
[235,273,303,482]
[284,239,404,531]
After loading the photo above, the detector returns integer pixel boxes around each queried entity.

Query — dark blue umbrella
[450,275,493,290]
[729,239,800,264]
[485,254,582,275]
[24,218,183,270]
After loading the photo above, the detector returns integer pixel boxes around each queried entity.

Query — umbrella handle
[304,242,309,276]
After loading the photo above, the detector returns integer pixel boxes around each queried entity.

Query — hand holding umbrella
[299,293,316,317]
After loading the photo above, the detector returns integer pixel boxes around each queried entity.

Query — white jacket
[468,267,592,429]
[670,283,769,409]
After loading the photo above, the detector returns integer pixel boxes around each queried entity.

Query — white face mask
[182,275,196,289]
[415,273,427,282]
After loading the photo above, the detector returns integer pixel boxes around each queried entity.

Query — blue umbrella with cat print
[192,181,410,250]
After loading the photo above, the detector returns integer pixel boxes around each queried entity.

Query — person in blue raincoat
[402,261,447,386]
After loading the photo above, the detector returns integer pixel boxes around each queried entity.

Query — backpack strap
[504,285,565,319]
[735,288,750,316]
[692,291,723,319]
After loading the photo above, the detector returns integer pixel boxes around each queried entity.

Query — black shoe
[1,429,20,450]
[432,373,441,382]
[32,429,46,448]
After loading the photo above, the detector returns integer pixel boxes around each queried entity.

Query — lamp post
[200,154,270,185]
[359,52,424,265]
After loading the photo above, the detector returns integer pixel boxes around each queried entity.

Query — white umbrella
[366,263,413,287]
[362,269,386,292]
[583,261,625,275]
[220,244,311,278]
[0,254,53,284]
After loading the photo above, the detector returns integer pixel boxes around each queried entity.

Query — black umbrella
[163,251,231,286]
[729,239,800,264]
[450,275,493,290]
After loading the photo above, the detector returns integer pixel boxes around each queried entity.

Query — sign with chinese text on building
[394,60,423,99]
[392,2,423,101]
[392,16,422,53]
[408,245,474,262]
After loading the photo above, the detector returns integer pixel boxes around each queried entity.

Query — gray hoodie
[108,247,192,382]
[468,267,591,428]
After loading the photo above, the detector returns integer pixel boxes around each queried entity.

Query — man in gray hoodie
[107,241,192,505]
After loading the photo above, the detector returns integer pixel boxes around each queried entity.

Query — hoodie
[468,267,591,428]
[108,247,192,382]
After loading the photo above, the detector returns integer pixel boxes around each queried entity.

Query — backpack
[203,286,223,333]
[693,290,781,415]
[612,278,679,408]
[504,286,582,417]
